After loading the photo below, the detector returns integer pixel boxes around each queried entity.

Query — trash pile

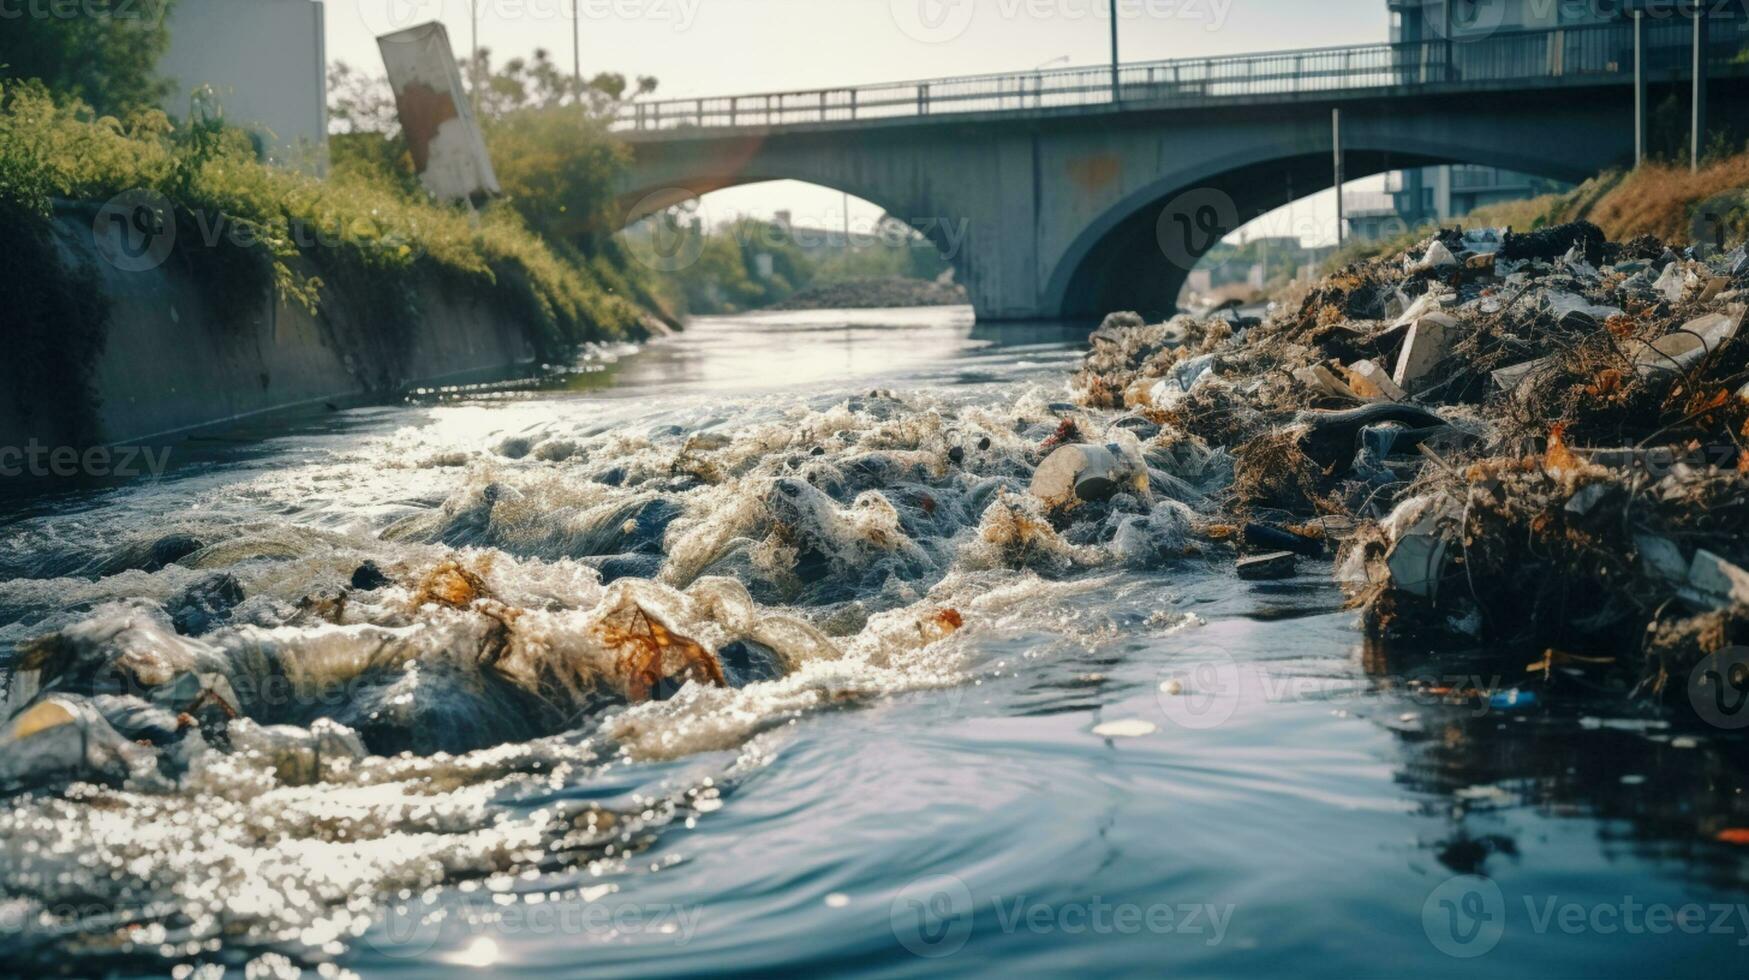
[1075,221,1749,700]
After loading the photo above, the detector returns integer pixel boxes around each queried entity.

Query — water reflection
[1365,634,1749,890]
[3,306,1749,978]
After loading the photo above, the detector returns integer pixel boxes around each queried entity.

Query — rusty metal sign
[376,22,501,203]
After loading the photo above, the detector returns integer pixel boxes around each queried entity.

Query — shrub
[0,3,175,117]
[0,80,646,366]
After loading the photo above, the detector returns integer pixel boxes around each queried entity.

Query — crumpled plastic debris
[1070,217,1749,707]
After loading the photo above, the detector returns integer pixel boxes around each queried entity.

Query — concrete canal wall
[1,203,536,450]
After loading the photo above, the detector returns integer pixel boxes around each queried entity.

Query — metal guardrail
[614,20,1745,133]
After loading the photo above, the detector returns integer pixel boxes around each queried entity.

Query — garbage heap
[1075,221,1749,698]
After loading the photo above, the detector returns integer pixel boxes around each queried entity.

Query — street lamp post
[469,0,480,112]
[1109,0,1120,104]
[1333,108,1345,249]
[572,0,582,98]
[1692,0,1709,171]
[1634,8,1646,168]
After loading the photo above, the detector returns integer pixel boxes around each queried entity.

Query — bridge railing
[613,19,1741,132]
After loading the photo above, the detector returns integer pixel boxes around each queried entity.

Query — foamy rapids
[0,381,1226,971]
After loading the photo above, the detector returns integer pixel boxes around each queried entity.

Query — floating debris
[1092,718,1158,738]
[1236,551,1297,580]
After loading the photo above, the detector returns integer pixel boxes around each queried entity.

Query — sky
[327,0,1395,245]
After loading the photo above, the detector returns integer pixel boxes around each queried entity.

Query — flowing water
[2,306,1748,978]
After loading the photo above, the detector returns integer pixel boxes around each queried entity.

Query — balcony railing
[614,19,1745,133]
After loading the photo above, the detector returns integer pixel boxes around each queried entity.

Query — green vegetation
[1328,95,1749,273]
[329,48,675,327]
[0,76,649,347]
[643,214,957,315]
[0,1,175,116]
[2,35,669,439]
[1327,150,1749,272]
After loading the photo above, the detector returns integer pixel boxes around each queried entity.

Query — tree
[0,4,175,117]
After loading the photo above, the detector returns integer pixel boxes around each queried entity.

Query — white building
[157,0,328,172]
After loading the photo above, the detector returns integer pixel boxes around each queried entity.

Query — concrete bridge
[615,20,1747,320]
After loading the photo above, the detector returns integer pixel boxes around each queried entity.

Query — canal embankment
[0,81,664,452]
[3,201,544,449]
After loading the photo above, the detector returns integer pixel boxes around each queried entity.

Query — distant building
[1349,164,1565,238]
[1359,0,1638,237]
[1388,0,1616,46]
[158,0,327,172]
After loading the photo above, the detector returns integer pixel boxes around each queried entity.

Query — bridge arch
[612,128,975,271]
[1043,133,1599,320]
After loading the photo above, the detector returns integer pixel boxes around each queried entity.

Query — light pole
[1333,108,1345,249]
[572,0,582,99]
[1109,0,1120,104]
[469,0,481,113]
[1634,8,1646,168]
[1692,0,1709,171]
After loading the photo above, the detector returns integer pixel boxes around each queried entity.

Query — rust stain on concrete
[1066,155,1122,193]
[393,82,458,173]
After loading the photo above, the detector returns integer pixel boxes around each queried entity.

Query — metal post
[1692,1,1709,171]
[571,0,581,97]
[1444,0,1455,84]
[1109,0,1120,104]
[729,96,737,127]
[1333,108,1345,249]
[1634,9,1646,168]
[469,0,480,113]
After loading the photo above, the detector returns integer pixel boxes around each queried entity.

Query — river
[1,306,1747,977]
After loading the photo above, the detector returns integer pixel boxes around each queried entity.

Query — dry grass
[1326,150,1749,271]
[1581,157,1749,243]
[1231,429,1325,514]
